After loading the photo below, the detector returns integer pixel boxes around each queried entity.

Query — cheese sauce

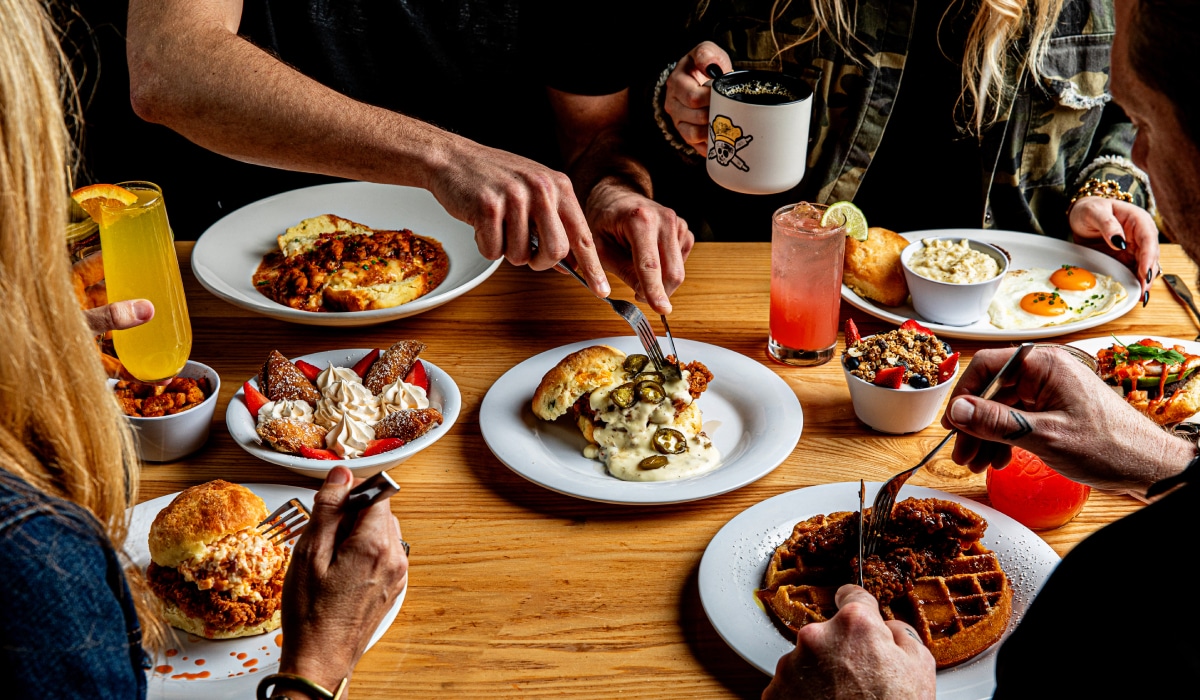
[585,369,721,482]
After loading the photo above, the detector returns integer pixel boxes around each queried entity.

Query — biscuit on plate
[843,226,909,307]
[532,345,626,421]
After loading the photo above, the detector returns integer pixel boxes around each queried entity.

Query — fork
[258,498,310,545]
[863,343,1034,557]
[553,261,676,374]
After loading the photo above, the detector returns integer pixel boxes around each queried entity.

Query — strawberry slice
[899,319,935,337]
[938,352,960,383]
[362,438,406,457]
[844,318,861,346]
[403,360,430,392]
[299,445,339,460]
[873,366,905,389]
[243,381,269,416]
[351,348,381,378]
[295,359,322,382]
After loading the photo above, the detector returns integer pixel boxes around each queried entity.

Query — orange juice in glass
[98,182,192,382]
[768,202,846,366]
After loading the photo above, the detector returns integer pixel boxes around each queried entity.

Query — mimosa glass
[98,181,192,382]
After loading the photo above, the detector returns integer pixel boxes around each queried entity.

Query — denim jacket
[659,0,1149,239]
[0,470,148,698]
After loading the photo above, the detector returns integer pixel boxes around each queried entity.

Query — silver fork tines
[552,260,672,372]
[258,498,311,545]
[863,343,1035,557]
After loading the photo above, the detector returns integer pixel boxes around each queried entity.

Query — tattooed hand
[940,346,1191,494]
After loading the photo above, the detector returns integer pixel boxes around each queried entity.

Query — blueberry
[909,374,931,389]
[844,356,860,370]
[941,341,952,354]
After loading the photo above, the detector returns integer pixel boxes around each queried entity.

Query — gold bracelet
[1068,177,1133,214]
[257,672,348,700]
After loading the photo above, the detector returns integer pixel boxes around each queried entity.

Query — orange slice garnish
[70,184,139,225]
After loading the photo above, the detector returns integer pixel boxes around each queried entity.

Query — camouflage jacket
[660,0,1151,239]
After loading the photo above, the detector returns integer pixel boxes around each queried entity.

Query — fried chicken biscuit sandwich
[146,480,291,639]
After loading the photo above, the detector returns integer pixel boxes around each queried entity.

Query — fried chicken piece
[364,340,426,394]
[257,418,328,454]
[374,408,442,442]
[259,349,321,403]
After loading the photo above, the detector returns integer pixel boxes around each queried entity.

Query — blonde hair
[742,0,1067,133]
[0,0,163,650]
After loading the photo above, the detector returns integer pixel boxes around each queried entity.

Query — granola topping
[844,329,950,387]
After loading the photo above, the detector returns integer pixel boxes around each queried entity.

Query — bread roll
[148,480,268,568]
[843,226,910,307]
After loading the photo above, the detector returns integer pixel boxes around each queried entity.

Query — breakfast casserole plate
[129,484,404,699]
[192,181,502,327]
[479,337,803,505]
[841,228,1140,340]
[699,482,1059,699]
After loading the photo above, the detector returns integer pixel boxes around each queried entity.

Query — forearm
[126,0,462,190]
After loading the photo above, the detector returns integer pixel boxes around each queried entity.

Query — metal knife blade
[1163,274,1200,331]
[857,479,865,588]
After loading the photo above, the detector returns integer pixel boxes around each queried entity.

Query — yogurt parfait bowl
[226,347,461,479]
[900,237,1009,326]
[841,320,959,434]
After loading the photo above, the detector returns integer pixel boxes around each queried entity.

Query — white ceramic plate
[699,482,1060,699]
[1068,335,1200,423]
[841,228,1140,340]
[192,181,502,327]
[226,348,461,479]
[479,337,803,504]
[132,484,404,699]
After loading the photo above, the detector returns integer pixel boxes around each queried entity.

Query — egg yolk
[1020,292,1070,316]
[1050,265,1096,291]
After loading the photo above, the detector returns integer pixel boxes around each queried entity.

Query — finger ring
[401,539,411,557]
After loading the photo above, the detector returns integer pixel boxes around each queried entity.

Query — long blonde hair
[0,0,163,649]
[744,0,1067,133]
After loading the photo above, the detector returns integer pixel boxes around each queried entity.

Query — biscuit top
[532,345,626,420]
[148,480,269,568]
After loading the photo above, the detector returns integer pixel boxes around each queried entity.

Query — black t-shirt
[851,0,982,232]
[67,1,645,240]
[993,476,1200,695]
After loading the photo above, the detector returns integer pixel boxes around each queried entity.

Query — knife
[1163,274,1200,336]
[857,479,865,588]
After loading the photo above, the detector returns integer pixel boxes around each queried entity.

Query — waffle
[757,497,1011,668]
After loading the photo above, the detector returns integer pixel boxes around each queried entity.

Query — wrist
[278,658,351,697]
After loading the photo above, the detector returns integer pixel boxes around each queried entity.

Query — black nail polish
[1111,235,1127,250]
[1143,290,1150,307]
[705,64,724,80]
[1146,268,1154,284]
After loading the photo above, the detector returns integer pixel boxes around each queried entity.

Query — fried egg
[987,265,1127,329]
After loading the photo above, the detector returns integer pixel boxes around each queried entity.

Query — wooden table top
[146,241,1200,698]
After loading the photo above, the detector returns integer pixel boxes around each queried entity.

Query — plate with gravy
[192,182,502,326]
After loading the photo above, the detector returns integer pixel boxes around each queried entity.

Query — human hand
[83,299,155,335]
[586,179,694,314]
[762,585,936,700]
[429,138,610,299]
[664,42,733,153]
[1069,197,1159,299]
[279,466,409,690]
[940,346,1191,493]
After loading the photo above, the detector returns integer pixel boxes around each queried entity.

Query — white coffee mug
[706,70,813,195]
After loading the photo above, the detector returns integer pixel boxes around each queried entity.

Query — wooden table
[146,242,1199,698]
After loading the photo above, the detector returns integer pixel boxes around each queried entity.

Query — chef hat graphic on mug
[711,115,744,145]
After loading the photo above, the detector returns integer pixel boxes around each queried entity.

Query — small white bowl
[842,341,958,434]
[900,237,1009,326]
[116,360,221,462]
[226,348,460,479]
